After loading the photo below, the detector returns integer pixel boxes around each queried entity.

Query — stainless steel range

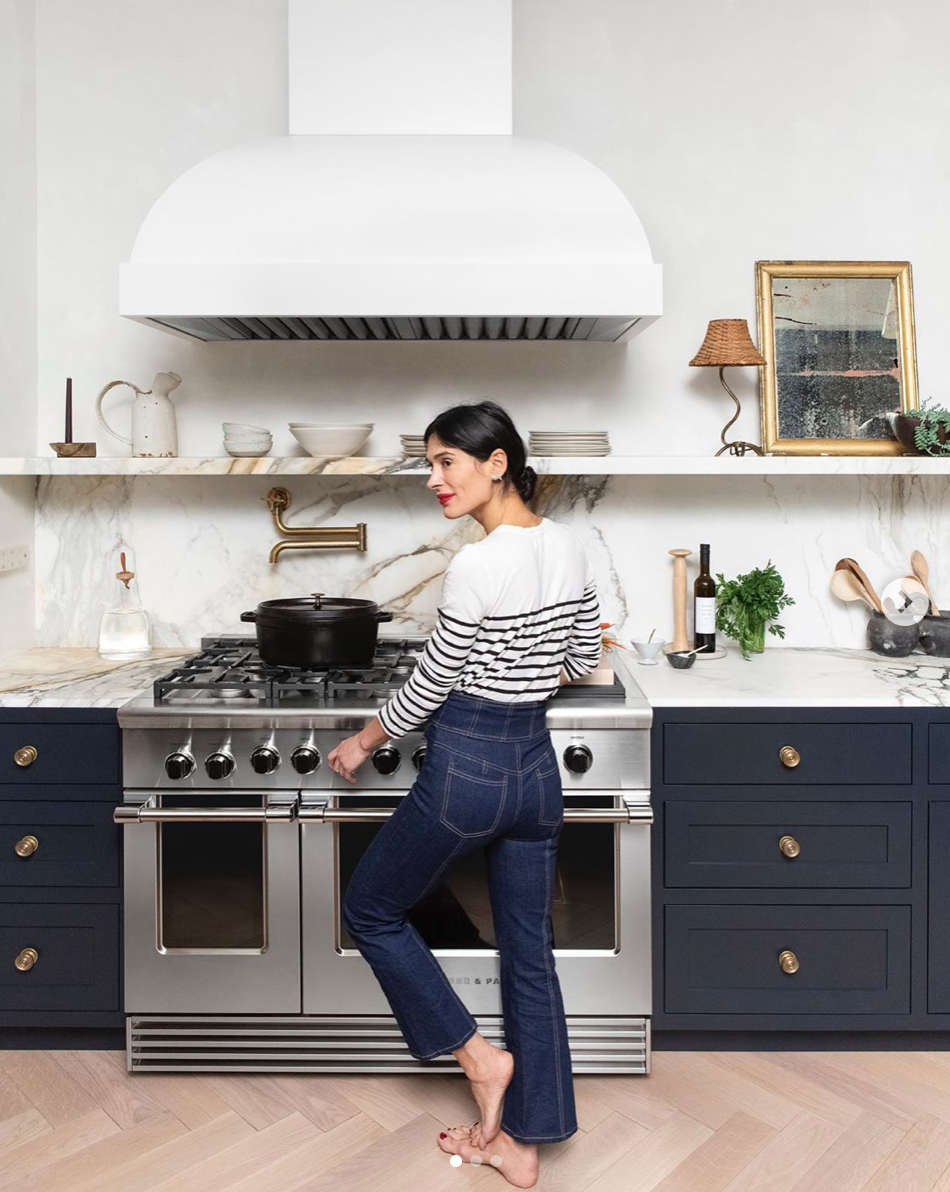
[114,635,653,1073]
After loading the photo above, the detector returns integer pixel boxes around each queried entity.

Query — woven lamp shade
[689,319,765,367]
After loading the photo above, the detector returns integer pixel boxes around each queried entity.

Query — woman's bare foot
[438,1124,539,1189]
[452,1031,514,1147]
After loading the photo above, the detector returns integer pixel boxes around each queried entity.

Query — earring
[492,476,501,482]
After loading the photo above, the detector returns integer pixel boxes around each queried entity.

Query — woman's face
[424,434,505,519]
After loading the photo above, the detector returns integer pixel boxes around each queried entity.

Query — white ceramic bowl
[222,422,270,434]
[225,444,272,458]
[289,425,372,457]
[630,638,665,665]
[224,434,272,446]
[224,436,272,448]
[287,424,371,433]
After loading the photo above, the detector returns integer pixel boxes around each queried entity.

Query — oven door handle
[298,792,652,825]
[113,793,299,824]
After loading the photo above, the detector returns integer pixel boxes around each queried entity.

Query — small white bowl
[222,422,270,434]
[289,425,372,458]
[225,445,272,458]
[630,638,666,665]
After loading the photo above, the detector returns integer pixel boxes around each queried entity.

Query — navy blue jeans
[341,688,578,1145]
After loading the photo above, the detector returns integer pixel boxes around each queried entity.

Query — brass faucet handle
[265,486,291,513]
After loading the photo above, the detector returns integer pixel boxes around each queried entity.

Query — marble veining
[34,472,950,655]
[0,648,190,707]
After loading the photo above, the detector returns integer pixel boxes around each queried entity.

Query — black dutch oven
[241,591,394,668]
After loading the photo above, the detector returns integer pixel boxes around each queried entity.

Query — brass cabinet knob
[779,834,801,858]
[14,745,38,768]
[779,745,800,769]
[14,835,39,858]
[14,947,38,972]
[778,949,799,974]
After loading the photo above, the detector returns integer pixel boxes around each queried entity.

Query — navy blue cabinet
[0,710,123,1045]
[653,707,950,1041]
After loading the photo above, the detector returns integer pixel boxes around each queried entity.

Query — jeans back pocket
[535,761,563,826]
[439,756,509,838]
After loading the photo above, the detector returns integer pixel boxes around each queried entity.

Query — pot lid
[255,593,382,621]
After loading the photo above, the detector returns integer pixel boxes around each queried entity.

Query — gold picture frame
[756,260,918,455]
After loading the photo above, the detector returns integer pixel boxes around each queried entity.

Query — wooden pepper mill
[669,548,693,652]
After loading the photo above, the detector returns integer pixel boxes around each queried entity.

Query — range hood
[120,0,662,344]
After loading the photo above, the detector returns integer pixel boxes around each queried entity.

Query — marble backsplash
[35,472,950,650]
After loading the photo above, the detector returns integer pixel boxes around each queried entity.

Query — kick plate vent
[147,315,642,343]
[127,1014,649,1074]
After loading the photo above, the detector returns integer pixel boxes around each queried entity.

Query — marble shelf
[1,455,949,477]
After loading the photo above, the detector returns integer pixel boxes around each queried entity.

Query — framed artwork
[755,260,918,455]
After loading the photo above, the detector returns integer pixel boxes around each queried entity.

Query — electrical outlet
[0,546,28,573]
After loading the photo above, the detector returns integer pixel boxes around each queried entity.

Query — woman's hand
[326,733,372,784]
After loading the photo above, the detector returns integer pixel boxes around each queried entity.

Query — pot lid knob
[310,591,324,608]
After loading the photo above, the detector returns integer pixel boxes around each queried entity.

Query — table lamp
[689,318,766,456]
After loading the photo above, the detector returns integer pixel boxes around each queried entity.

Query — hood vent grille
[151,315,642,343]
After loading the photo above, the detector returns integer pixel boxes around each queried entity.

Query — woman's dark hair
[424,400,538,504]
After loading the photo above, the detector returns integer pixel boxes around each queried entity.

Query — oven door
[299,790,651,1016]
[115,790,301,1013]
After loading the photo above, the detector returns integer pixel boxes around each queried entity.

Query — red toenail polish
[440,1132,447,1138]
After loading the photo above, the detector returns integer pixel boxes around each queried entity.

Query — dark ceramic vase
[866,610,920,657]
[918,612,950,659]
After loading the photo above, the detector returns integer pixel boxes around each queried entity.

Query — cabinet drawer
[0,903,119,1011]
[663,722,911,786]
[929,725,950,784]
[664,800,911,888]
[665,904,910,1015]
[0,724,118,785]
[0,802,118,887]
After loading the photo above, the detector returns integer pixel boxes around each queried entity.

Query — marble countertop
[0,648,191,707]
[0,645,949,710]
[620,644,950,708]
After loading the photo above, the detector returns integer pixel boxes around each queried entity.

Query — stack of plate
[528,431,611,456]
[400,434,427,457]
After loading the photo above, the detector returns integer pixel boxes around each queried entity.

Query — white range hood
[119,0,662,343]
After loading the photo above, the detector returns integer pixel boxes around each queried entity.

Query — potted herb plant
[887,401,950,456]
[715,561,795,660]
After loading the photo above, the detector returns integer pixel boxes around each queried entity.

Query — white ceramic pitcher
[96,371,181,457]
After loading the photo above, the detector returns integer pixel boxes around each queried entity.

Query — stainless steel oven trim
[118,788,303,1014]
[300,789,652,1017]
[298,790,652,825]
[114,790,299,823]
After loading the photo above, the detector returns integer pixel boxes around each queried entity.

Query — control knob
[164,751,195,780]
[291,746,320,775]
[411,745,427,773]
[205,751,235,780]
[372,746,401,775]
[250,746,280,775]
[564,744,593,774]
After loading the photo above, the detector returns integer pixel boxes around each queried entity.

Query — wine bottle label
[695,597,716,633]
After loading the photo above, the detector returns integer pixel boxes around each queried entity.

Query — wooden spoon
[910,550,940,615]
[834,557,883,612]
[830,569,878,610]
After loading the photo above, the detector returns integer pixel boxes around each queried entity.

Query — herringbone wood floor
[3,1050,950,1190]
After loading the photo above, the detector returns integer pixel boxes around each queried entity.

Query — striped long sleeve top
[377,517,602,739]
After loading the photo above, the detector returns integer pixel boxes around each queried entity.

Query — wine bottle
[694,543,716,654]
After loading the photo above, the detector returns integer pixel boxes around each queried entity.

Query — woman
[327,400,602,1189]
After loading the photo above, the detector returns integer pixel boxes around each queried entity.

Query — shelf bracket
[264,486,367,563]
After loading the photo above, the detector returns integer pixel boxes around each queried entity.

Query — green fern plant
[905,401,950,456]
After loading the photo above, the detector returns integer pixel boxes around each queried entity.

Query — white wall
[0,0,37,653]
[25,0,950,648]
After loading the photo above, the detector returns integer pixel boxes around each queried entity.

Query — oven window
[158,793,266,951]
[337,795,616,951]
